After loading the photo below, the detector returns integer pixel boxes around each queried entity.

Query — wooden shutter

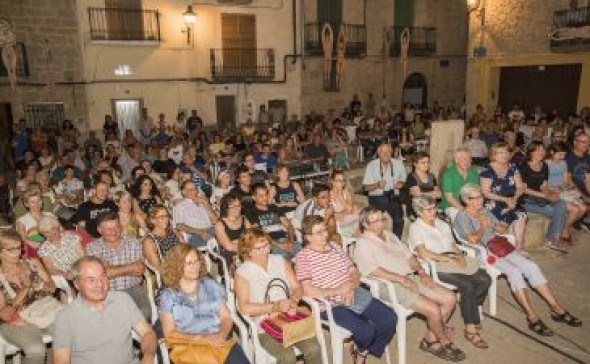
[221,13,257,77]
[105,0,144,40]
[394,0,414,27]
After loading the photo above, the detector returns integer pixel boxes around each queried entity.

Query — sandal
[464,330,489,349]
[551,311,582,327]
[419,339,466,362]
[528,318,554,336]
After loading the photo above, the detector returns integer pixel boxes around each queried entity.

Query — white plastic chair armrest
[51,275,74,303]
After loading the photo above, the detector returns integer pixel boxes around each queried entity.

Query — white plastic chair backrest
[143,270,158,326]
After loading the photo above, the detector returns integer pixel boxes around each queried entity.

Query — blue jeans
[322,299,397,357]
[224,343,249,364]
[522,199,566,241]
[187,227,215,249]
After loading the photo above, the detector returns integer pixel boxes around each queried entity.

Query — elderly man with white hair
[440,147,480,221]
[362,142,407,237]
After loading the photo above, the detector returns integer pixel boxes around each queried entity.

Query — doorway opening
[216,95,236,132]
[402,72,427,108]
[112,99,142,140]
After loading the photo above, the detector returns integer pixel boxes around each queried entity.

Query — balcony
[210,48,275,82]
[304,23,367,58]
[0,43,29,78]
[550,6,590,52]
[88,7,160,43]
[388,26,436,57]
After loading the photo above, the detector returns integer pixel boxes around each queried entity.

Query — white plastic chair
[313,296,392,364]
[240,296,328,364]
[0,335,21,364]
[361,277,414,364]
[452,227,504,316]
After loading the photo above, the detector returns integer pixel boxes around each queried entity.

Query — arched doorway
[402,72,427,108]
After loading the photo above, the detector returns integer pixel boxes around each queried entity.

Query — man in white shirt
[362,142,407,237]
[173,180,218,248]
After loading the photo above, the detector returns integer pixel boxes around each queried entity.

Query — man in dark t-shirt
[244,183,296,259]
[74,181,118,238]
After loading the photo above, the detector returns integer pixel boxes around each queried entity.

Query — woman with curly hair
[130,175,163,220]
[157,244,249,364]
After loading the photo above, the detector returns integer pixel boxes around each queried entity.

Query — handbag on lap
[259,278,317,348]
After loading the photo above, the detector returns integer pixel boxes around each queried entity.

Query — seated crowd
[0,101,587,364]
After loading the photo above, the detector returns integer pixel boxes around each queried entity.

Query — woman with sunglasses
[143,204,184,272]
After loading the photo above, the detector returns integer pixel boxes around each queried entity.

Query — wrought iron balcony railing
[304,23,367,57]
[88,7,161,42]
[388,26,436,57]
[0,42,29,78]
[210,48,275,81]
[550,6,590,52]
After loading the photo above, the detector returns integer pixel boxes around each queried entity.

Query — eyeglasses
[184,260,201,267]
[252,242,271,251]
[1,246,20,252]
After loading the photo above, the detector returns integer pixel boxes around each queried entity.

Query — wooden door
[498,64,582,116]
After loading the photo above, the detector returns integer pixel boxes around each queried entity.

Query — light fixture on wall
[182,5,197,45]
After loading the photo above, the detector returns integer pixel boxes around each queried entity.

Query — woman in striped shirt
[294,215,397,364]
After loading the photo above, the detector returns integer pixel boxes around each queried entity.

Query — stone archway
[402,72,427,108]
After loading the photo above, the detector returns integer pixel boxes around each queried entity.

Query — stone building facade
[1,0,468,135]
[465,0,590,116]
[0,0,88,132]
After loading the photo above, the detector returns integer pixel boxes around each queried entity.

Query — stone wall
[300,0,468,115]
[465,0,590,115]
[468,0,570,57]
[0,0,88,125]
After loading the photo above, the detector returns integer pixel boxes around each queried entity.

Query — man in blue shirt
[12,120,29,163]
[254,143,278,172]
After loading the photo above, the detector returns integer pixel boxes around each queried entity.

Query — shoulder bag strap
[263,277,289,304]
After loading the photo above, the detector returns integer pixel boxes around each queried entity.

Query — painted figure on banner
[321,23,333,89]
[335,27,346,90]
[0,19,18,90]
[400,27,411,83]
